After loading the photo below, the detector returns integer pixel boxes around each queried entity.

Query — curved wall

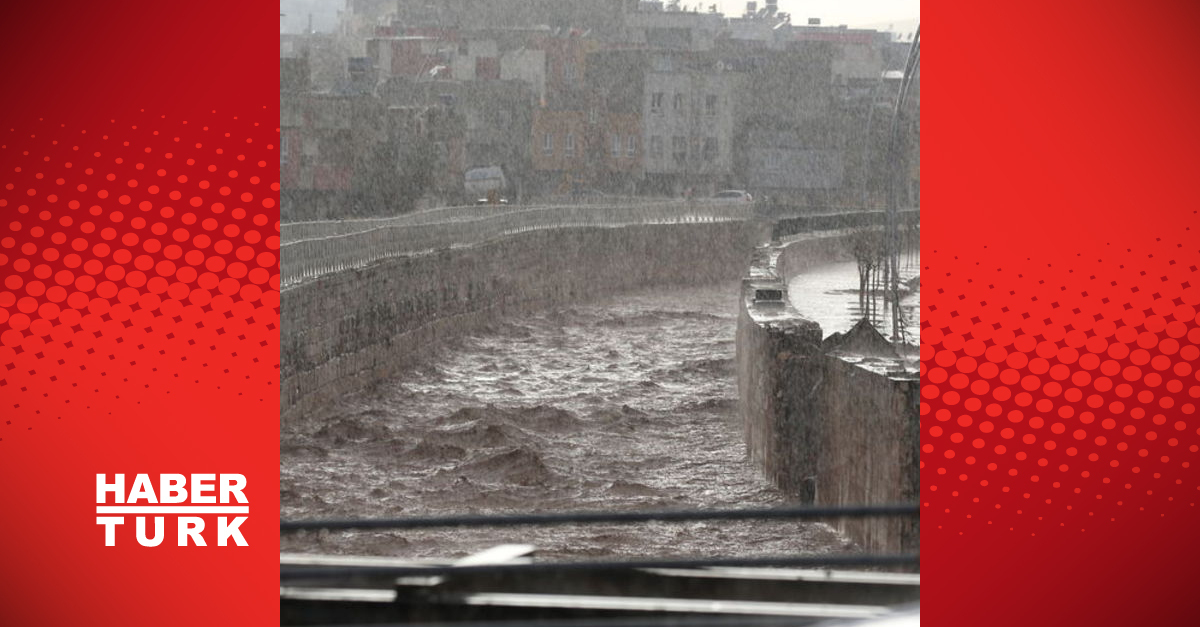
[281,220,770,421]
[735,232,920,552]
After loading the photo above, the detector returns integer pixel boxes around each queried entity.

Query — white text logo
[95,474,249,547]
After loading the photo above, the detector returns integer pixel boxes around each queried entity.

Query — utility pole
[886,25,919,343]
[859,58,897,211]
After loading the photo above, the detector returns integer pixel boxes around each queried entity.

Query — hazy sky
[281,0,921,34]
[716,0,919,29]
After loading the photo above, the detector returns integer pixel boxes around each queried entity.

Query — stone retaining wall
[282,221,769,420]
[735,233,920,552]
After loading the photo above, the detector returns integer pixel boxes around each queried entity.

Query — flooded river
[280,282,850,560]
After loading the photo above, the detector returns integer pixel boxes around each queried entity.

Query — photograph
[278,1,920,624]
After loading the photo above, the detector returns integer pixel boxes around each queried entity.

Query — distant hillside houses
[280,0,919,220]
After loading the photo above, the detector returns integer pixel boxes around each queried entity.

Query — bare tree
[851,226,883,324]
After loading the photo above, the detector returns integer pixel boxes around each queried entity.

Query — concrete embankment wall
[282,221,769,421]
[735,234,920,552]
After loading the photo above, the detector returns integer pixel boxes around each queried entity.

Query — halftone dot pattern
[922,224,1200,534]
[0,110,279,444]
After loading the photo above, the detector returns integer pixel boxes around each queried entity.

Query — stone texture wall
[736,307,825,499]
[736,233,920,552]
[815,356,920,552]
[282,220,770,421]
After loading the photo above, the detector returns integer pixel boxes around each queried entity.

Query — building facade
[641,51,739,196]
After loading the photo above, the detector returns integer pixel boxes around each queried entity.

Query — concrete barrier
[280,202,756,290]
[735,232,920,553]
[282,220,770,421]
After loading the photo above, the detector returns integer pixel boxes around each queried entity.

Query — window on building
[564,61,577,82]
[673,93,684,113]
[705,95,717,116]
[565,132,575,157]
[703,137,718,162]
[612,134,622,157]
[280,135,289,165]
[765,151,782,171]
[543,132,553,156]
[626,134,636,157]
[672,136,687,163]
[650,136,663,159]
[651,92,664,113]
[589,107,598,125]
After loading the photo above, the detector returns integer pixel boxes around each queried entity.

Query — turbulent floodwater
[281,283,848,560]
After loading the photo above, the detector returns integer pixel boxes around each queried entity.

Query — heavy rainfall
[279,0,919,623]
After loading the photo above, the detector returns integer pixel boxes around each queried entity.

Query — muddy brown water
[281,283,851,560]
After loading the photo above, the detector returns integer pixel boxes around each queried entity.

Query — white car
[711,189,754,202]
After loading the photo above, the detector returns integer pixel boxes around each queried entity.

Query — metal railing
[281,199,696,243]
[280,201,756,290]
[770,208,920,241]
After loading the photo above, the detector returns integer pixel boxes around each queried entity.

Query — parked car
[711,189,754,202]
[465,166,507,196]
[474,197,509,206]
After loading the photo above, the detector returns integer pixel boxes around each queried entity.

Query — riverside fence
[280,201,756,290]
[280,202,920,291]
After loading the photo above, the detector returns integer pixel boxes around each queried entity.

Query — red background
[0,2,279,625]
[925,0,1200,624]
[3,0,1200,625]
